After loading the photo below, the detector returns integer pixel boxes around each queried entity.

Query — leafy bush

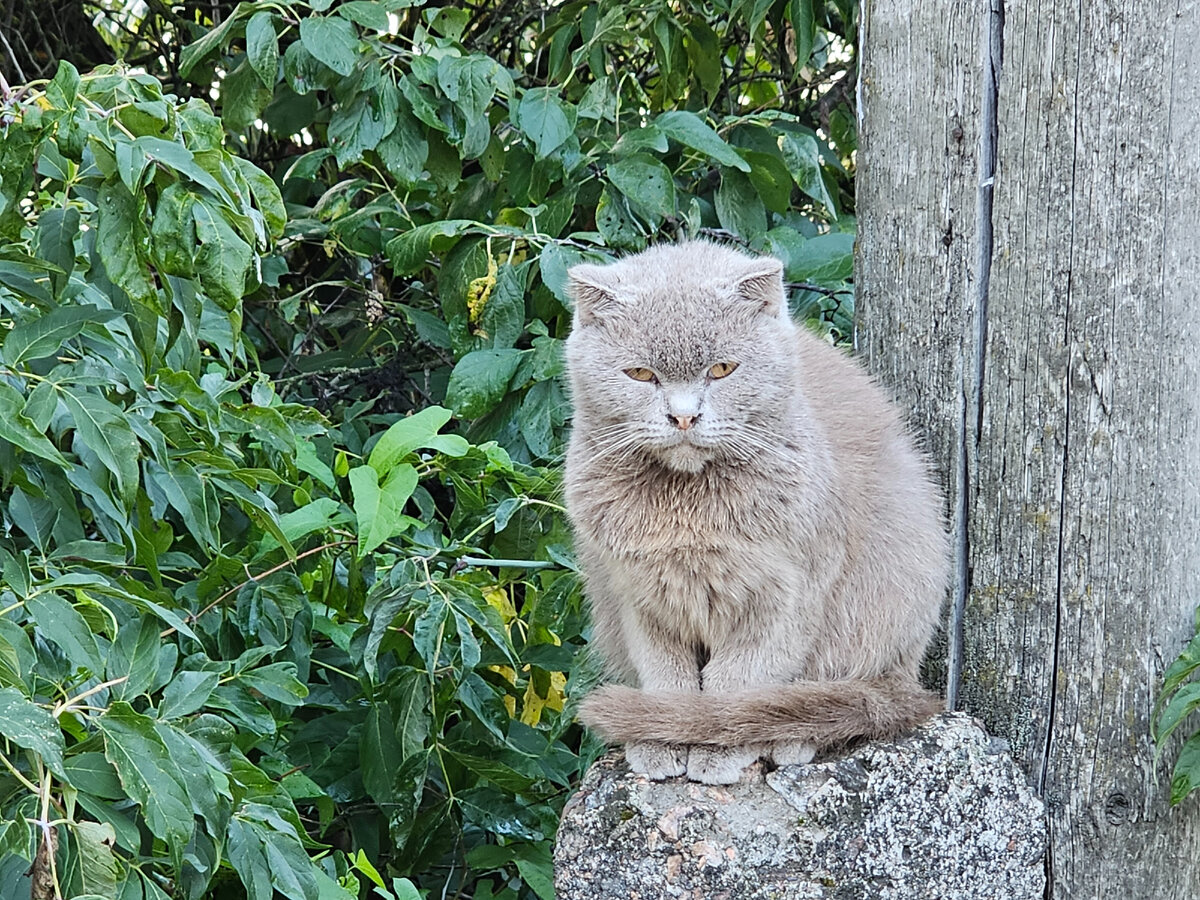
[1154,608,1200,805]
[0,1,858,898]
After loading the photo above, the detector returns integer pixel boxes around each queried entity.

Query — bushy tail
[578,676,942,748]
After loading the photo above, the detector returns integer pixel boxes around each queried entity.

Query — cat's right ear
[568,264,620,325]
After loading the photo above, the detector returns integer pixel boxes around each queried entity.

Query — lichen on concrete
[554,713,1047,899]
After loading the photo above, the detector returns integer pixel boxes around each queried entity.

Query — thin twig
[160,540,355,638]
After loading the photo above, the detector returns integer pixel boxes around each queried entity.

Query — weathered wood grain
[859,0,1200,895]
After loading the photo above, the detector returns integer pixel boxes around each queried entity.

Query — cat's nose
[669,413,698,430]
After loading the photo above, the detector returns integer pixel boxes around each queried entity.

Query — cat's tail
[577,676,942,748]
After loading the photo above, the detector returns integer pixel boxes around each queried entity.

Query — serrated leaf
[99,702,194,851]
[0,688,66,778]
[299,16,359,77]
[444,349,525,419]
[246,12,279,86]
[329,92,391,167]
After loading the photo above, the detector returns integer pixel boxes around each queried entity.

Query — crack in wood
[949,0,1006,712]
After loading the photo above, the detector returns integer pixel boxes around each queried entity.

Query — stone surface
[554,713,1046,899]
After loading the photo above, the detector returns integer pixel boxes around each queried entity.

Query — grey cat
[563,240,949,785]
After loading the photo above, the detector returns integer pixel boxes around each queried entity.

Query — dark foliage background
[0,1,858,897]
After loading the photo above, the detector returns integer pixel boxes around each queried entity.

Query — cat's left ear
[733,257,786,317]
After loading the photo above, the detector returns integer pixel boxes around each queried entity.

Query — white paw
[626,742,688,779]
[769,742,816,766]
[686,746,759,785]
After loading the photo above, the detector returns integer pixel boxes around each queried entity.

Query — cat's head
[564,241,800,474]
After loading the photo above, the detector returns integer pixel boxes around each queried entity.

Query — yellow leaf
[520,679,547,726]
[466,254,498,325]
[483,585,517,624]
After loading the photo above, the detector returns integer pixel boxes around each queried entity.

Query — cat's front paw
[686,746,759,785]
[768,741,817,766]
[625,742,687,779]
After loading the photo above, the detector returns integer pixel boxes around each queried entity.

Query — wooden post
[857,0,1200,896]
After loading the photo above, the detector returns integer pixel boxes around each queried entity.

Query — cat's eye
[708,362,739,379]
[624,367,658,383]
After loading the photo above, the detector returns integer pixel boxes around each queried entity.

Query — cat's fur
[563,240,949,785]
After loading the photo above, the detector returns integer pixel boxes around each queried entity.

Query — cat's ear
[569,264,620,325]
[733,257,786,317]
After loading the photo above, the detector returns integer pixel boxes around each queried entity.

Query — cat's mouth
[657,440,711,473]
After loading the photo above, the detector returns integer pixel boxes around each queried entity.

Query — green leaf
[517,88,574,159]
[394,668,430,759]
[192,199,253,309]
[481,264,526,349]
[351,463,420,557]
[437,55,500,122]
[361,703,401,802]
[606,155,676,221]
[714,167,767,241]
[447,751,536,793]
[107,617,163,701]
[96,178,156,306]
[179,8,245,78]
[368,406,463,474]
[237,661,308,705]
[150,182,198,275]
[1,304,121,366]
[336,1,392,30]
[145,457,219,549]
[780,232,855,283]
[35,206,79,295]
[60,387,140,507]
[1170,731,1200,805]
[777,128,835,213]
[595,188,646,250]
[1155,682,1200,748]
[445,349,525,419]
[298,16,359,77]
[158,670,220,719]
[386,220,475,274]
[377,102,429,187]
[329,92,391,167]
[75,821,118,896]
[0,688,66,778]
[64,752,124,800]
[99,702,194,851]
[246,11,279,86]
[232,156,287,238]
[656,111,750,171]
[26,592,103,676]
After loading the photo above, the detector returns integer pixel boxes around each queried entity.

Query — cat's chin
[658,445,710,473]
